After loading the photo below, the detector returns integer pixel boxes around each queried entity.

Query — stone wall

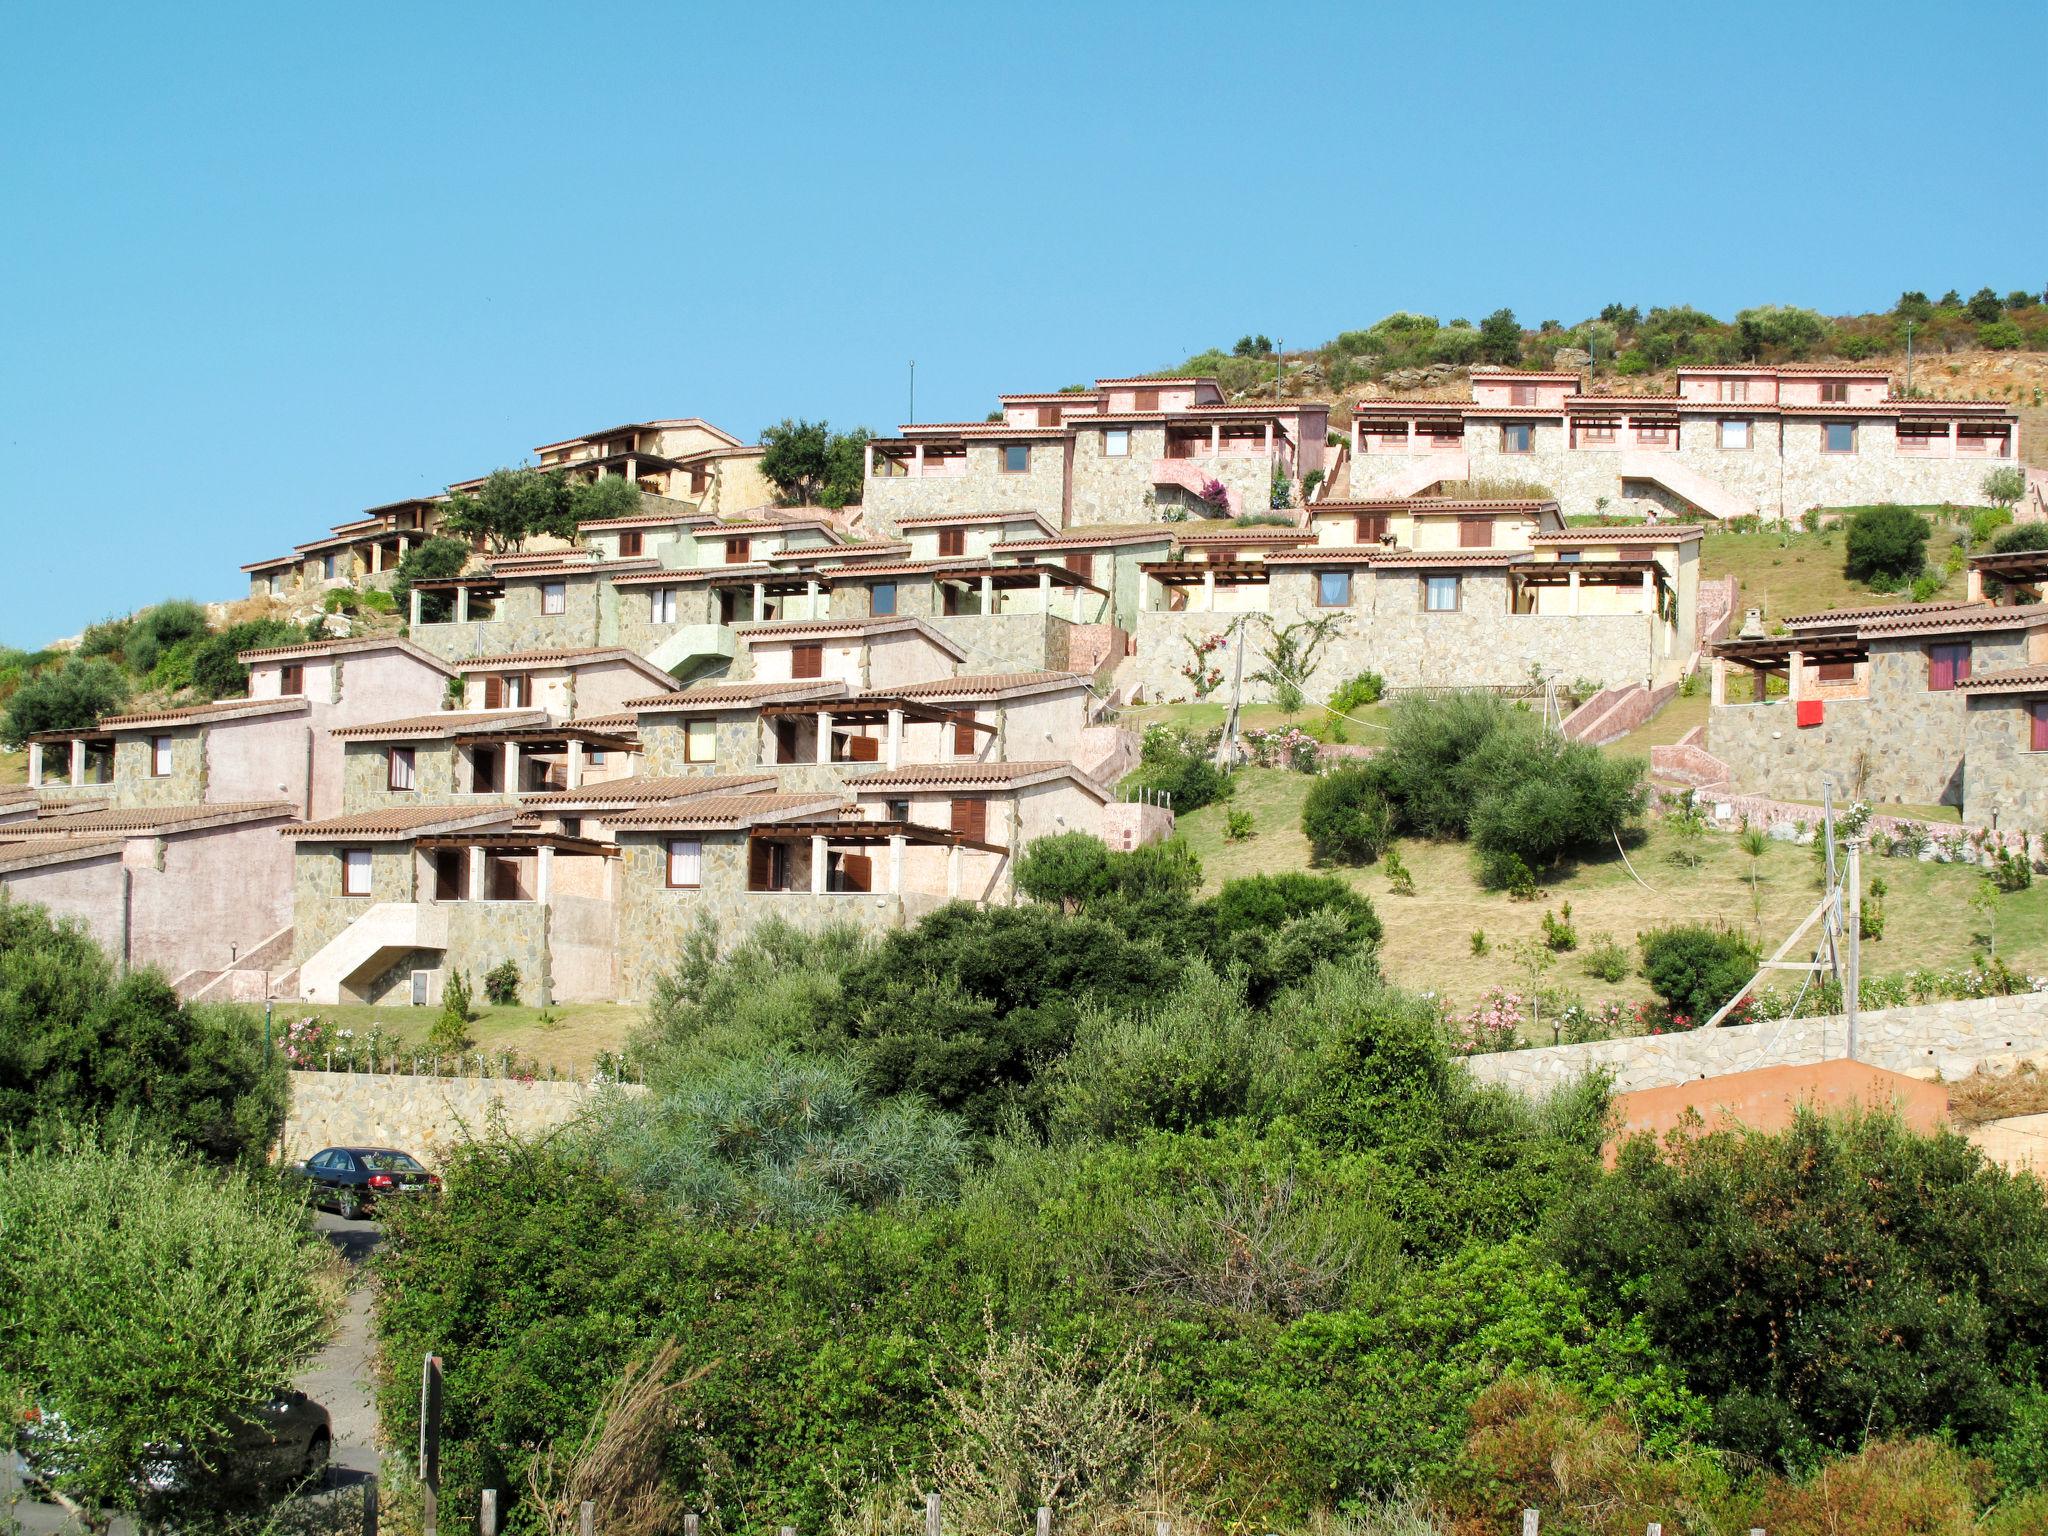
[112,730,205,807]
[1068,425,1278,525]
[865,442,1069,532]
[1707,631,2030,809]
[279,1071,645,1166]
[930,613,1073,673]
[1963,693,2048,829]
[1466,991,2048,1098]
[291,842,417,963]
[410,577,605,662]
[1099,799,1174,849]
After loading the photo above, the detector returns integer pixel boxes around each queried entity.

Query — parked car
[295,1145,440,1218]
[14,1391,331,1499]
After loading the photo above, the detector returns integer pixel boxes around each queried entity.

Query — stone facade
[111,731,206,807]
[1465,991,2048,1099]
[1127,569,1673,703]
[279,1071,645,1166]
[410,574,610,661]
[864,441,1069,532]
[1708,630,2033,810]
[291,841,417,963]
[1963,693,2048,829]
[1067,423,1282,525]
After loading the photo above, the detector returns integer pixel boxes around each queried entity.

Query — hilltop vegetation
[1176,286,2048,397]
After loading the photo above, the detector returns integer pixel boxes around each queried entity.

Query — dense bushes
[188,616,308,699]
[1637,922,1759,1026]
[0,655,129,745]
[1302,762,1393,864]
[1327,692,1647,889]
[1844,503,1931,586]
[0,903,286,1160]
[1122,723,1231,813]
[392,535,474,623]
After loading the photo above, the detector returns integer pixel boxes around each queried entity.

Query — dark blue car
[296,1146,440,1218]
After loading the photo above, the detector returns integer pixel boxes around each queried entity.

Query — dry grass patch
[1947,1061,2048,1128]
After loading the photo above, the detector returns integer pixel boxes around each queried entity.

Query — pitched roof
[861,671,1092,703]
[1957,663,2048,696]
[3,801,297,837]
[1361,549,1521,569]
[0,836,127,873]
[732,616,968,660]
[284,805,523,841]
[490,557,663,580]
[627,680,848,712]
[1784,599,1983,628]
[991,526,1178,552]
[97,697,309,731]
[451,648,683,689]
[892,509,1060,531]
[605,792,847,831]
[519,773,775,808]
[1529,525,1704,543]
[1171,527,1317,546]
[574,512,717,531]
[846,760,1109,798]
[1859,603,2048,637]
[1318,497,1558,514]
[330,709,549,741]
[236,635,455,672]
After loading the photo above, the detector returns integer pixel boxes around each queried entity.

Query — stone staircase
[174,925,298,1001]
[298,902,448,1004]
[1151,458,1236,512]
[1617,451,1754,521]
[1650,726,1734,788]
[1560,681,1677,747]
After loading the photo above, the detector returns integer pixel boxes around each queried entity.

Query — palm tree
[1738,820,1770,939]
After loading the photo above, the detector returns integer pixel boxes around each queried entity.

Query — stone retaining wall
[1465,991,2048,1098]
[280,1070,646,1166]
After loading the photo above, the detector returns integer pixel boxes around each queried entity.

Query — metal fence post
[362,1474,379,1536]
[686,1515,700,1536]
[420,1353,443,1536]
[1523,1511,1539,1536]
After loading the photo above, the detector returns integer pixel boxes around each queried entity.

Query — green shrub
[1301,763,1393,864]
[1328,669,1386,713]
[1984,466,2028,509]
[188,617,309,700]
[392,536,474,624]
[1381,844,1416,895]
[1909,571,1944,603]
[429,970,474,1055]
[123,599,209,676]
[1,657,130,746]
[482,959,521,1005]
[1470,928,1489,956]
[360,587,399,614]
[1123,724,1231,814]
[1541,902,1577,952]
[1224,807,1256,842]
[1844,504,1931,584]
[1208,873,1383,1002]
[1581,933,1631,983]
[1636,923,1758,1026]
[322,588,360,614]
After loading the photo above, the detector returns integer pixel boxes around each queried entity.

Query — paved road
[5,1213,385,1533]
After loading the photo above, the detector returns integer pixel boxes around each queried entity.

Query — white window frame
[541,581,566,615]
[1424,574,1461,612]
[1719,418,1751,450]
[666,838,702,889]
[1104,428,1130,458]
[684,719,716,764]
[387,746,416,791]
[342,848,373,896]
[1317,570,1353,607]
[150,734,174,777]
[1822,421,1857,455]
[650,587,678,624]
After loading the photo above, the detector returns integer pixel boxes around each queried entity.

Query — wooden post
[1523,1512,1539,1535]
[363,1474,379,1536]
[580,1503,595,1536]
[926,1492,942,1536]
[1036,1508,1052,1536]
[420,1353,443,1536]
[480,1489,498,1536]
[686,1515,700,1536]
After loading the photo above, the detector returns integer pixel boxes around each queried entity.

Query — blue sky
[2,0,2042,646]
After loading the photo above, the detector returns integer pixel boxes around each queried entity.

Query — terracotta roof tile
[732,616,967,659]
[0,836,128,872]
[1172,527,1316,545]
[284,805,521,840]
[6,801,296,837]
[97,697,309,730]
[627,680,848,711]
[1859,604,2048,637]
[605,792,846,830]
[1957,663,2048,695]
[330,710,548,740]
[892,509,1058,530]
[1784,599,1983,627]
[861,671,1091,702]
[1529,525,1704,543]
[846,760,1106,794]
[991,526,1178,552]
[1363,549,1520,569]
[519,773,774,807]
[1320,497,1558,513]
[236,635,454,670]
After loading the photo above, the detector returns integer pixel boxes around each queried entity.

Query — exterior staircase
[1360,450,1470,499]
[646,623,737,678]
[1151,458,1236,512]
[176,924,298,1001]
[297,902,448,1004]
[1560,682,1677,747]
[1617,451,1754,521]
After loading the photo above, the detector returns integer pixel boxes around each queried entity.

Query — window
[1927,643,1972,692]
[1500,423,1533,454]
[950,796,989,841]
[1354,512,1389,543]
[507,675,530,707]
[387,747,416,790]
[684,720,716,764]
[791,642,824,680]
[619,530,643,557]
[1134,389,1159,411]
[1104,429,1130,458]
[937,527,966,558]
[1510,383,1536,406]
[953,712,979,756]
[886,798,910,822]
[1064,551,1094,582]
[1822,422,1857,454]
[1578,421,1617,445]
[1316,570,1353,607]
[322,554,339,580]
[587,749,607,766]
[650,587,678,624]
[1000,444,1030,473]
[541,581,566,615]
[666,838,702,889]
[2031,701,2048,753]
[1424,574,1461,612]
[277,662,304,696]
[1815,661,1856,683]
[871,582,897,616]
[725,536,750,564]
[342,848,373,896]
[1719,419,1751,450]
[1458,517,1494,549]
[150,734,174,776]
[1820,381,1849,403]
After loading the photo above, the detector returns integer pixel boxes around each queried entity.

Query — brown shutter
[484,675,504,708]
[1135,389,1159,410]
[1355,513,1387,543]
[938,527,965,558]
[950,796,988,841]
[620,530,643,556]
[725,536,749,564]
[846,734,880,762]
[774,720,799,763]
[748,838,775,890]
[953,712,978,756]
[792,643,823,679]
[1064,551,1092,580]
[1459,517,1493,548]
[841,853,873,892]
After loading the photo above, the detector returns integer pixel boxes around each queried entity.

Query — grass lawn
[284,1001,645,1076]
[1176,767,2048,1024]
[1120,699,1393,744]
[0,750,25,787]
[1699,518,1974,626]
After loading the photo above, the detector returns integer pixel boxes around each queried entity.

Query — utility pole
[908,360,916,425]
[1820,779,1843,986]
[1274,339,1283,401]
[1845,834,1863,1060]
[1903,322,1915,398]
[1214,616,1249,770]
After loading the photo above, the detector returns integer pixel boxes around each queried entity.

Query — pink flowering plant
[1244,725,1321,773]
[1198,477,1231,511]
[1452,987,1526,1054]
[1180,631,1230,699]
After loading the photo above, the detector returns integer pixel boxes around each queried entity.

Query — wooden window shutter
[792,643,823,679]
[953,712,978,756]
[938,527,966,558]
[950,796,988,841]
[1459,517,1493,548]
[484,675,504,709]
[2033,702,2048,753]
[1064,551,1092,580]
[725,536,749,564]
[748,838,775,890]
[841,853,873,892]
[1355,514,1387,543]
[1135,389,1159,410]
[620,530,643,556]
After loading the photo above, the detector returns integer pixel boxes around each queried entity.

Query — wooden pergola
[1710,632,1866,704]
